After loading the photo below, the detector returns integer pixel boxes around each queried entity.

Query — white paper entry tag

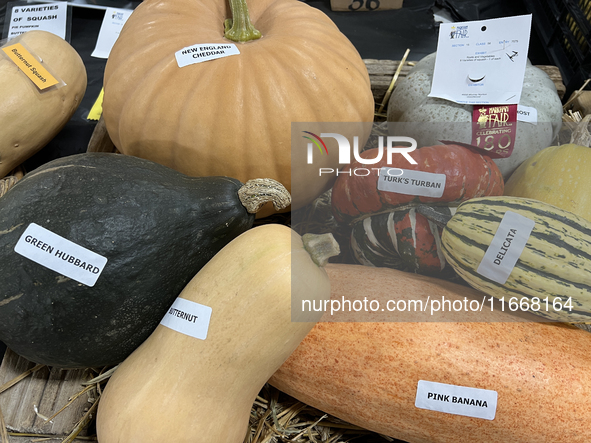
[517,105,537,125]
[429,15,532,104]
[91,7,133,59]
[377,168,446,198]
[175,43,240,68]
[160,297,212,340]
[415,380,498,420]
[476,211,535,284]
[6,2,68,40]
[14,223,108,287]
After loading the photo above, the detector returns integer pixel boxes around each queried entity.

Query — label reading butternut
[159,297,212,340]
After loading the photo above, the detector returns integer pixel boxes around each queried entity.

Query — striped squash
[441,196,591,322]
[351,206,457,276]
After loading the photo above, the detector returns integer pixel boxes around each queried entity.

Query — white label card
[517,105,537,125]
[91,7,133,59]
[6,2,68,40]
[415,380,498,420]
[429,15,532,104]
[160,297,212,340]
[175,43,240,68]
[377,168,446,198]
[476,211,535,284]
[14,223,108,287]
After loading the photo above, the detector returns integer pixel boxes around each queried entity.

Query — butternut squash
[0,31,87,178]
[95,224,338,443]
[270,263,591,443]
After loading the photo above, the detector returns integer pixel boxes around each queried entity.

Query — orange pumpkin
[102,0,375,215]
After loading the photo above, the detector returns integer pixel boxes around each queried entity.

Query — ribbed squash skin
[331,144,503,223]
[270,263,591,443]
[0,31,87,178]
[504,143,591,222]
[441,196,591,322]
[102,0,374,215]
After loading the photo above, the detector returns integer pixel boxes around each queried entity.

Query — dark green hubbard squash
[0,153,290,368]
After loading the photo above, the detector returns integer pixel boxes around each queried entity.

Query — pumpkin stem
[0,176,19,198]
[224,0,261,43]
[302,233,341,267]
[238,178,291,213]
[415,205,453,228]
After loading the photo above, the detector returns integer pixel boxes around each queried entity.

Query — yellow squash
[505,142,591,221]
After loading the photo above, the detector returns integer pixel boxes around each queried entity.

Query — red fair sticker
[470,104,517,158]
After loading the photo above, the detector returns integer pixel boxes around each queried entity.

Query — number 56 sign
[330,0,403,11]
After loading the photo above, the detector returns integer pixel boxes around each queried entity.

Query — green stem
[224,0,262,43]
[415,205,453,228]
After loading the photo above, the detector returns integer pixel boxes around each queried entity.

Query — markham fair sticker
[471,104,517,158]
[175,43,240,68]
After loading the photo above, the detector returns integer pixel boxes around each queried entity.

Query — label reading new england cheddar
[175,43,240,68]
[2,43,60,90]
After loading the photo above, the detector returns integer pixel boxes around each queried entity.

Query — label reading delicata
[1,43,59,90]
[175,43,240,68]
[14,223,108,287]
[476,211,535,284]
[160,297,212,340]
[377,168,446,198]
[415,380,498,420]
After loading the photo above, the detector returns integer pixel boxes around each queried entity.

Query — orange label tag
[2,43,59,90]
